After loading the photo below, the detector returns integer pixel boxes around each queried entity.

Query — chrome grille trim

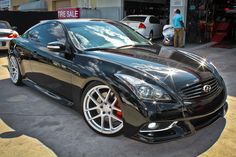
[180,77,221,100]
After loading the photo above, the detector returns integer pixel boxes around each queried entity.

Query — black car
[8,19,228,143]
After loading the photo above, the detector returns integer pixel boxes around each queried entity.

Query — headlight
[115,74,171,101]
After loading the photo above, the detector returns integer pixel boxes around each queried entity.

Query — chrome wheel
[9,56,20,84]
[83,84,123,135]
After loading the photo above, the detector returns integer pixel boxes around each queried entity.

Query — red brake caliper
[115,100,122,119]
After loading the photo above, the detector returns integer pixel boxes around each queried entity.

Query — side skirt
[23,79,74,107]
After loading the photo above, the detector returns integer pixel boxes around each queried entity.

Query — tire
[81,81,123,136]
[149,31,153,41]
[8,55,22,85]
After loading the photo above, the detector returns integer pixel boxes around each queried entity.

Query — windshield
[65,21,150,50]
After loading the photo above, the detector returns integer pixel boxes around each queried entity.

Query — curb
[186,42,218,51]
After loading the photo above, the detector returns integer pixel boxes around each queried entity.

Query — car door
[27,22,73,100]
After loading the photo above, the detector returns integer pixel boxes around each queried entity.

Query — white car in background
[0,20,19,50]
[121,15,163,40]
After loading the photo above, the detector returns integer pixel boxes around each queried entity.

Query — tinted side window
[27,23,66,45]
[149,17,160,24]
[28,28,41,42]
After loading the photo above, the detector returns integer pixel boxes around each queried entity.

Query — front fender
[8,40,25,76]
[71,54,154,136]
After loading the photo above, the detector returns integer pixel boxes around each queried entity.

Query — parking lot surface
[0,47,236,157]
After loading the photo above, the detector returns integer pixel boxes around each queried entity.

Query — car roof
[0,20,11,28]
[125,15,155,17]
[40,18,116,24]
[25,18,119,34]
[0,20,10,24]
[0,20,9,23]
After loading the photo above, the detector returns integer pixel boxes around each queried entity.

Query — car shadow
[0,50,8,57]
[0,131,24,138]
[0,78,227,157]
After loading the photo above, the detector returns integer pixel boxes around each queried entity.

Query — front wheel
[81,82,123,136]
[149,31,154,41]
[8,55,22,85]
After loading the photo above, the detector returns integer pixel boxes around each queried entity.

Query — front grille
[180,77,221,100]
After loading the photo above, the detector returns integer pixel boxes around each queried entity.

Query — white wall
[169,0,188,44]
[78,0,124,20]
[169,0,187,25]
[0,0,10,10]
[96,0,122,8]
[77,0,123,9]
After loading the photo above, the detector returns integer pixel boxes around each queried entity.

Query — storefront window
[187,0,236,43]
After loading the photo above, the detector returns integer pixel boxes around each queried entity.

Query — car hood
[84,45,214,91]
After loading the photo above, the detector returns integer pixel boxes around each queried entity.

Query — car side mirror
[12,26,17,30]
[47,41,66,52]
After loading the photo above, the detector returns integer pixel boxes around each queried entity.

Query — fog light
[148,122,159,129]
[147,133,154,136]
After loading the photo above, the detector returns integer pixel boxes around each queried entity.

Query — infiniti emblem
[203,85,212,93]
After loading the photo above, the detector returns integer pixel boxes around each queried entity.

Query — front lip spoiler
[166,100,226,122]
[132,102,228,144]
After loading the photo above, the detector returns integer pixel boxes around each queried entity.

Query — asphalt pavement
[0,46,236,157]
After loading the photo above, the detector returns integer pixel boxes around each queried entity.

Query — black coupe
[8,19,228,143]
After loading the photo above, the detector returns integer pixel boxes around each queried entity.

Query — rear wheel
[8,55,22,85]
[149,31,153,40]
[81,82,123,136]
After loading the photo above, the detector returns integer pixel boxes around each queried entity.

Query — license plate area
[0,42,6,46]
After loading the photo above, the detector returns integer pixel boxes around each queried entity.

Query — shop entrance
[186,0,236,45]
[124,0,170,25]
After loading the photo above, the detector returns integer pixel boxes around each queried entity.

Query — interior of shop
[123,0,235,45]
[187,0,236,46]
[124,0,170,25]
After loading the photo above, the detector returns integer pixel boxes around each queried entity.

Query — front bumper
[0,38,11,50]
[120,80,227,143]
[133,102,228,143]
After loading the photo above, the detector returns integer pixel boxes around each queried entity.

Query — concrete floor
[0,46,236,157]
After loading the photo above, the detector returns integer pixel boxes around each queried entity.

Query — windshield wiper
[116,44,149,49]
[84,47,114,51]
[116,45,134,49]
[85,44,150,51]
